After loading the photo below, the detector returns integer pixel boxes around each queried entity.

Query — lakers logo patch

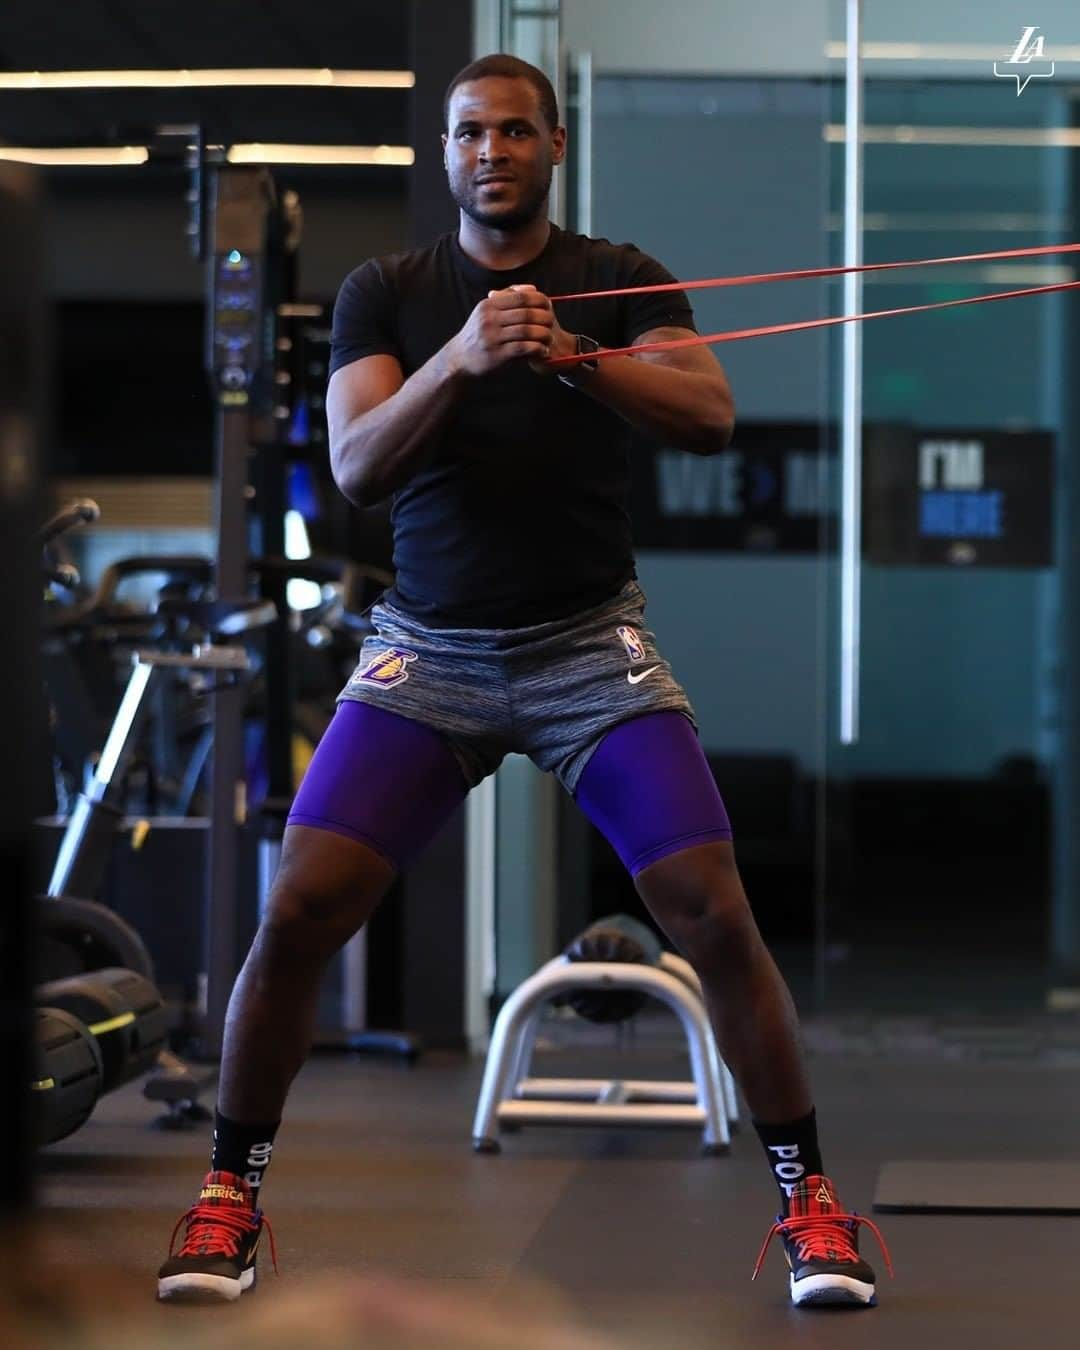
[616,625,647,663]
[352,647,418,690]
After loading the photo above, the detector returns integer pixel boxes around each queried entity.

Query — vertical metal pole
[203,405,249,1057]
[840,0,864,746]
[202,165,275,1058]
[551,16,566,229]
[572,49,593,236]
[465,775,498,1053]
[341,930,368,1031]
[504,3,564,224]
[252,437,293,802]
[1050,96,1080,989]
[472,0,502,55]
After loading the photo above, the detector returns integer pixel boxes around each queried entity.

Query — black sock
[211,1110,280,1200]
[753,1107,824,1211]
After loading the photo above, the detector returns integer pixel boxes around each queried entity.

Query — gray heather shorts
[337,580,696,792]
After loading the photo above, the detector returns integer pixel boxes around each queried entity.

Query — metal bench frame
[472,952,738,1154]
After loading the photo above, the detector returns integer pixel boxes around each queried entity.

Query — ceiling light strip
[826,41,1080,62]
[0,145,149,165]
[0,68,414,91]
[825,125,1080,148]
[0,143,413,167]
[227,143,414,165]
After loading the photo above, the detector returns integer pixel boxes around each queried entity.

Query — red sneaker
[157,1170,277,1302]
[753,1174,893,1307]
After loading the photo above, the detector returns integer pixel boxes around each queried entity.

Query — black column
[202,167,275,1057]
[0,164,45,1215]
[409,0,474,248]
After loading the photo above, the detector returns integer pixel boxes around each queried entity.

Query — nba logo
[617,625,647,662]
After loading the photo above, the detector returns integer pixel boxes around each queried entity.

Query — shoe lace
[169,1203,279,1274]
[752,1211,894,1282]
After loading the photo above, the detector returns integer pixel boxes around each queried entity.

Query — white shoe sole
[157,1267,255,1302]
[791,1273,876,1307]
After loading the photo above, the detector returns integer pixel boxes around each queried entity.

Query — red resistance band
[543,241,1080,367]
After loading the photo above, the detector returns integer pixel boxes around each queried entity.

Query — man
[159,53,889,1309]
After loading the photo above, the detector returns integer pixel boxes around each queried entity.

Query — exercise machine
[196,160,425,1061]
[35,505,275,1133]
[36,502,160,985]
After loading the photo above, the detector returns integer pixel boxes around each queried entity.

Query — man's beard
[450,165,552,230]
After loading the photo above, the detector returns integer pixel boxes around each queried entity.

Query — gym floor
[32,1009,1079,1350]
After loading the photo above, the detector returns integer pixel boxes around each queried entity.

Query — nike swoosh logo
[627,666,661,685]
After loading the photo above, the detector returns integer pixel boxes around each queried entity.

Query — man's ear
[551,125,568,167]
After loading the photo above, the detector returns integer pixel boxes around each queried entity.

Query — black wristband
[558,333,600,386]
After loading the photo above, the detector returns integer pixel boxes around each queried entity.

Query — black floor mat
[874,1160,1080,1214]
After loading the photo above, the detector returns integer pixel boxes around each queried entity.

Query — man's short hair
[443,54,559,132]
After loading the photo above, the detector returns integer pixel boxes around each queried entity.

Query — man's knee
[635,841,758,970]
[260,826,395,957]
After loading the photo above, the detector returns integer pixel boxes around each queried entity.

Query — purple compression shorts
[289,702,732,877]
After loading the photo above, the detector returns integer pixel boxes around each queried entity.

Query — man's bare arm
[551,326,734,453]
[513,280,735,454]
[327,290,555,505]
[328,350,461,506]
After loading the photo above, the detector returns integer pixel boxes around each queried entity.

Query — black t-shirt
[329,223,696,627]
